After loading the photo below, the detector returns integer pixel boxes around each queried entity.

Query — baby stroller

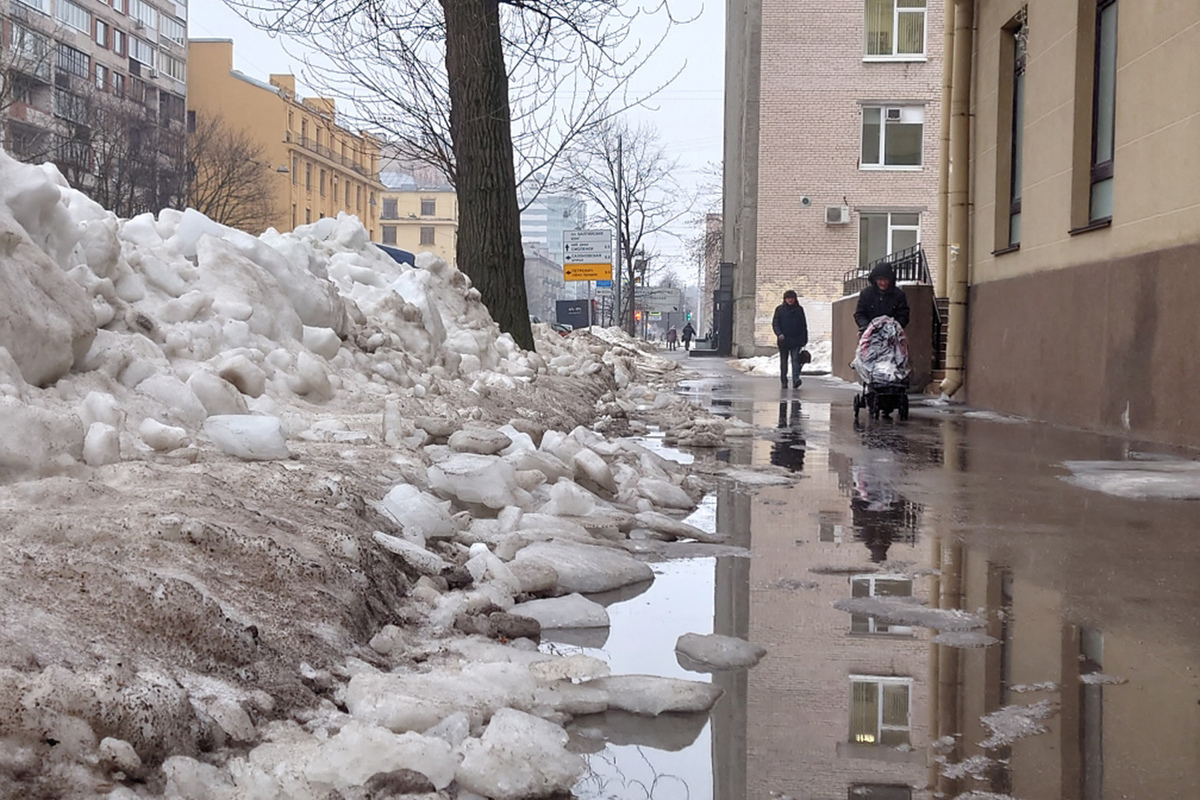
[851,316,911,422]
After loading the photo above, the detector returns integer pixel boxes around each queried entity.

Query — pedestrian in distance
[771,289,809,389]
[854,263,911,333]
[665,326,679,351]
[681,322,695,351]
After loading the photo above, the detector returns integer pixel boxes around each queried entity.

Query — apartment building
[947,0,1200,447]
[379,171,458,265]
[723,0,944,356]
[186,39,384,237]
[1,0,189,211]
[522,242,566,322]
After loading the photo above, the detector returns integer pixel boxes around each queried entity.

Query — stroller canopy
[852,316,911,386]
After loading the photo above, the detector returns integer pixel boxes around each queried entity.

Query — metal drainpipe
[940,0,975,397]
[935,0,956,298]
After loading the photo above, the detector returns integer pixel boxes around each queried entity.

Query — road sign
[563,230,613,283]
[637,287,683,312]
[648,311,662,319]
[594,280,613,296]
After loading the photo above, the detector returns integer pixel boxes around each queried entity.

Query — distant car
[375,243,416,266]
[550,323,573,337]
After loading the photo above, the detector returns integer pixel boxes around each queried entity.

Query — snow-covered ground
[729,340,833,377]
[0,149,764,798]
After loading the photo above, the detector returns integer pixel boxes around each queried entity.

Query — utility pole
[614,134,624,333]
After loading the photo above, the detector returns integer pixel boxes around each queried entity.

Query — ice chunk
[538,478,598,517]
[83,422,121,466]
[511,594,610,629]
[138,374,208,426]
[303,722,456,790]
[832,596,986,632]
[203,415,290,461]
[216,354,267,398]
[979,700,1057,749]
[302,325,342,359]
[508,560,559,594]
[98,737,141,773]
[378,484,457,542]
[637,479,695,510]
[449,427,513,456]
[187,370,249,416]
[424,711,471,747]
[428,453,518,509]
[162,756,235,800]
[79,391,124,430]
[514,540,653,594]
[635,511,725,544]
[1062,459,1200,500]
[369,624,407,656]
[675,633,766,671]
[455,708,585,800]
[589,675,724,716]
[345,662,538,733]
[572,448,618,494]
[373,531,450,576]
[527,654,610,684]
[139,418,189,452]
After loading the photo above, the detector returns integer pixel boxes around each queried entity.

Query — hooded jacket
[772,299,808,349]
[854,263,911,330]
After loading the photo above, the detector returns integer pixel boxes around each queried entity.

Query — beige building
[723,0,945,355]
[379,171,458,264]
[186,39,384,236]
[937,0,1200,447]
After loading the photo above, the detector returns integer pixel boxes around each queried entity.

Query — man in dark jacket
[855,263,911,331]
[771,290,809,388]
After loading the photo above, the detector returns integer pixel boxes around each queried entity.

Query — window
[12,24,50,67]
[161,54,185,82]
[850,677,912,746]
[129,0,158,30]
[859,212,920,268]
[305,162,312,190]
[95,63,108,90]
[382,225,397,245]
[58,45,90,78]
[420,198,437,216]
[301,119,308,141]
[382,198,398,219]
[862,105,923,168]
[113,72,125,97]
[56,0,91,33]
[319,169,327,196]
[849,575,914,634]
[96,20,109,48]
[292,205,297,228]
[130,36,155,67]
[356,186,362,209]
[159,15,185,46]
[996,15,1028,250]
[1090,0,1118,221]
[111,0,127,13]
[55,92,88,124]
[344,182,350,205]
[305,208,311,224]
[291,156,298,185]
[420,226,435,245]
[288,111,294,131]
[114,30,127,56]
[14,0,47,12]
[865,0,926,58]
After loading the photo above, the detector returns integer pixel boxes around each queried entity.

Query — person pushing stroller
[851,263,912,421]
[854,263,910,332]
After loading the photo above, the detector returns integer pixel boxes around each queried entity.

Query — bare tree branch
[186,114,278,234]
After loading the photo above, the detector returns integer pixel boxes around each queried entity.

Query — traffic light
[634,311,643,322]
[686,312,692,321]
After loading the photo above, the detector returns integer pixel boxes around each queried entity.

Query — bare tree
[186,114,277,234]
[227,0,686,350]
[559,116,695,332]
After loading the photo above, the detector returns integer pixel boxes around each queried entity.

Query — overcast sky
[188,0,724,282]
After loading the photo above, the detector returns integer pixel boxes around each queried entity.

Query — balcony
[285,131,374,179]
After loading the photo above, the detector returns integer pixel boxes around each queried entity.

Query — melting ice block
[428,453,518,509]
[203,415,290,461]
[588,675,724,716]
[449,427,513,456]
[455,708,586,800]
[302,722,457,790]
[511,593,610,629]
[674,632,767,671]
[378,484,457,542]
[514,540,653,594]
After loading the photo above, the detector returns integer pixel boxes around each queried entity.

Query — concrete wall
[833,285,935,390]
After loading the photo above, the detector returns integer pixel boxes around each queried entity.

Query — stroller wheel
[867,392,879,421]
[852,394,862,422]
[899,394,910,421]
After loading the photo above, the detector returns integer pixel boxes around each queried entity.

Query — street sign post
[638,287,684,312]
[563,230,613,282]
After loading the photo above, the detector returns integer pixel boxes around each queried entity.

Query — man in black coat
[854,263,911,331]
[771,289,809,388]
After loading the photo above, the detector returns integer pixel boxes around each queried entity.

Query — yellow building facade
[186,39,385,237]
[379,174,458,265]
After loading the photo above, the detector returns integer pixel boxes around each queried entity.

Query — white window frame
[161,53,185,82]
[129,0,158,31]
[849,675,913,746]
[159,15,185,46]
[15,0,49,14]
[56,0,91,33]
[858,211,921,268]
[864,0,928,62]
[861,105,925,170]
[849,574,914,635]
[130,35,156,67]
[95,63,108,90]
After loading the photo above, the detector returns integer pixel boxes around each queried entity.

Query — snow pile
[730,339,833,376]
[1062,458,1200,500]
[832,596,988,632]
[0,149,739,797]
[979,700,1057,749]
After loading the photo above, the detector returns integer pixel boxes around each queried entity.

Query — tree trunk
[441,0,534,351]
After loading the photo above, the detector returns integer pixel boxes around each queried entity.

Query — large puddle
[556,367,1200,799]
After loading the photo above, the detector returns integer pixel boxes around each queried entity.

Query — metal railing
[285,130,374,179]
[842,245,931,296]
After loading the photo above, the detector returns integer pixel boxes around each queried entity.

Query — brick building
[723,0,944,356]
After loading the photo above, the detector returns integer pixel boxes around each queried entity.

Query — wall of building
[522,244,566,322]
[188,40,383,236]
[379,187,457,265]
[964,0,1200,447]
[747,0,944,354]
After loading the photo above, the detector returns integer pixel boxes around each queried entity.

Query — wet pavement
[556,352,1200,800]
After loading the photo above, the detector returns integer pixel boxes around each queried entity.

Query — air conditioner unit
[886,107,902,122]
[825,205,852,225]
[148,69,159,79]
[134,19,144,29]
